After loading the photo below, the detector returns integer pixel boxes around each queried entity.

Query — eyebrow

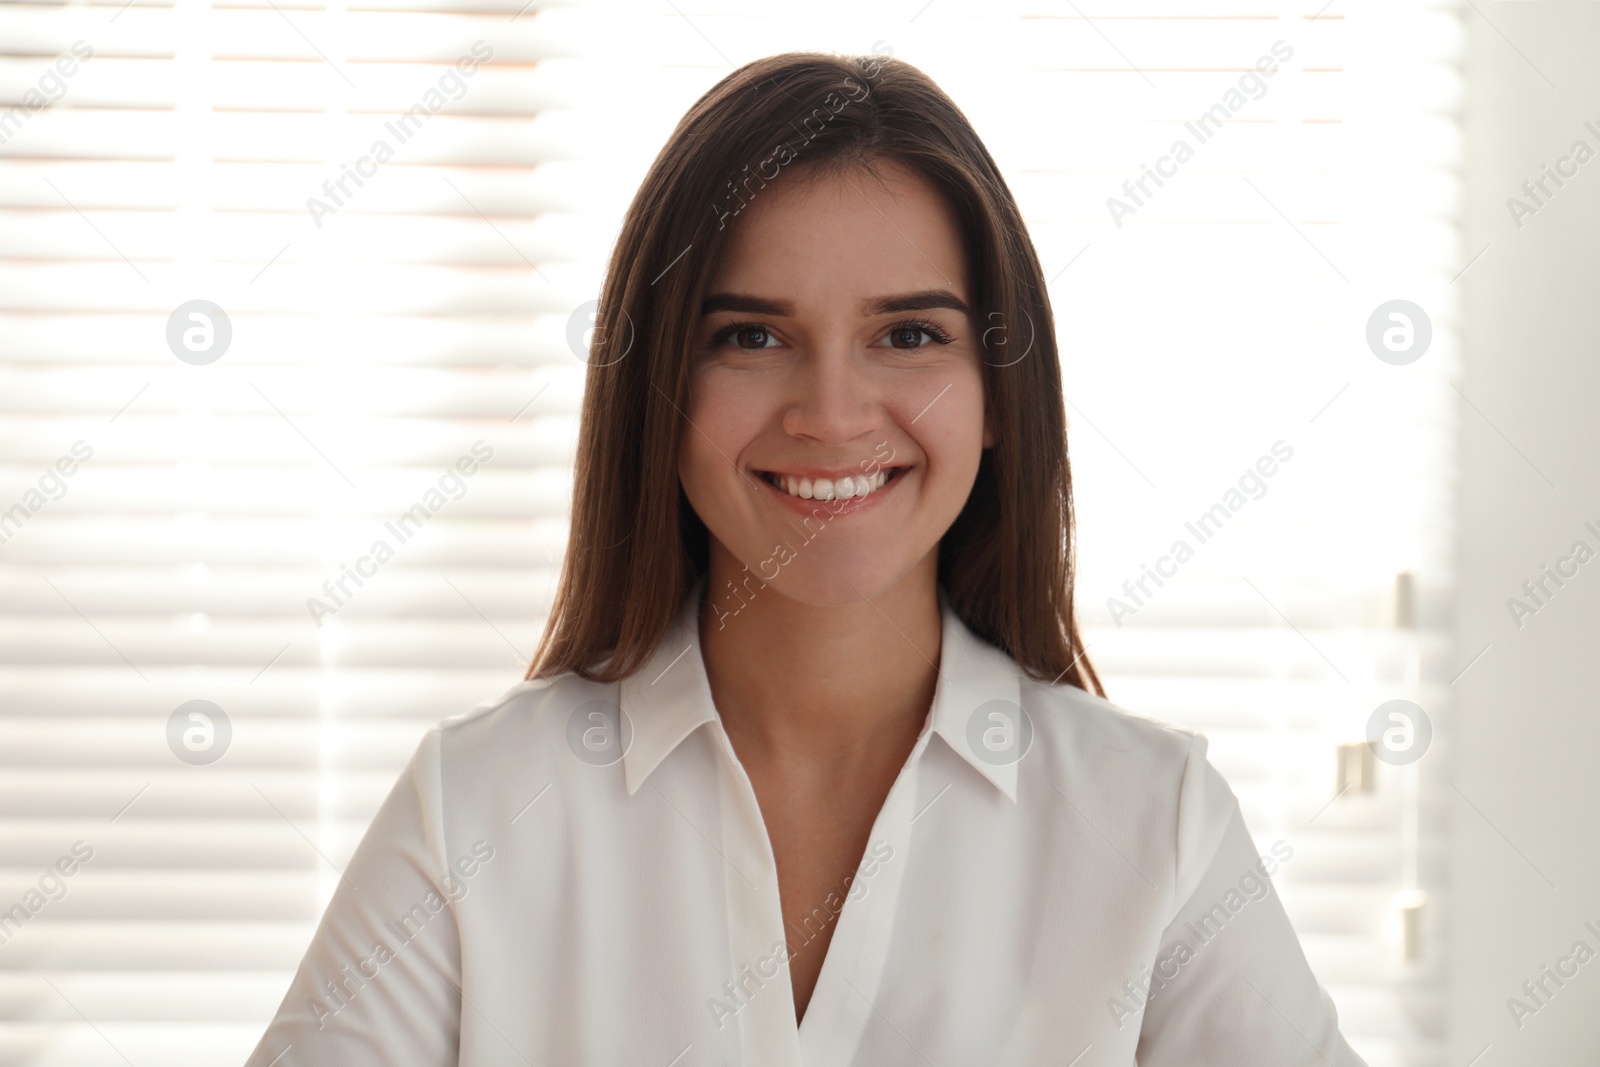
[699,289,971,318]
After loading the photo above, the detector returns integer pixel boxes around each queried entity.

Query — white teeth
[770,468,892,501]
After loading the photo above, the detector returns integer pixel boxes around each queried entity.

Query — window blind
[0,0,599,1062]
[0,1,1458,1064]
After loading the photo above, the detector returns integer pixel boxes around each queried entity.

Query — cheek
[678,371,766,493]
[906,368,986,473]
[676,421,718,505]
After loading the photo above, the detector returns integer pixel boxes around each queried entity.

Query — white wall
[1453,5,1600,1062]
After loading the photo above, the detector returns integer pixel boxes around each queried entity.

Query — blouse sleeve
[1134,733,1369,1067]
[243,726,463,1067]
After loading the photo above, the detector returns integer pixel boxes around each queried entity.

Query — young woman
[247,51,1367,1066]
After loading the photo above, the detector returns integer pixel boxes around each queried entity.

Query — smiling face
[678,158,993,607]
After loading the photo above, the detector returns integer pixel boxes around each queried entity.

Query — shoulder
[1020,675,1205,788]
[414,672,616,796]
[1019,678,1239,909]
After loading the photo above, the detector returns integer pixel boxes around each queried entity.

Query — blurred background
[1,0,1597,1063]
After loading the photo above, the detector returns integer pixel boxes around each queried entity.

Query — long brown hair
[525,50,1103,696]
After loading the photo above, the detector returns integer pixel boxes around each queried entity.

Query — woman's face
[678,159,992,607]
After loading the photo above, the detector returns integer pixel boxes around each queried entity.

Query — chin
[749,549,926,609]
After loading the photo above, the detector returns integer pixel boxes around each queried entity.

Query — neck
[697,544,943,774]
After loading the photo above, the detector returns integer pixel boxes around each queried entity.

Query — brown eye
[708,322,778,350]
[733,325,771,349]
[881,319,954,350]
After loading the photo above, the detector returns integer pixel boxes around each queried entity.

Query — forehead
[706,159,971,311]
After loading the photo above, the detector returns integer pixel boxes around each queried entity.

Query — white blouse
[246,581,1368,1066]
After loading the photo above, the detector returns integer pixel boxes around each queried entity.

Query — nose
[779,338,884,445]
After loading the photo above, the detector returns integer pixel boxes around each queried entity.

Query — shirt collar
[617,577,1024,803]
